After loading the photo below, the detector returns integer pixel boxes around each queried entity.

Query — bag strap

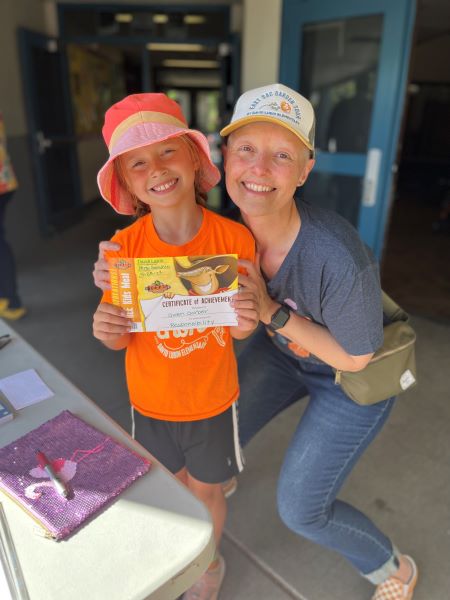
[382,290,409,322]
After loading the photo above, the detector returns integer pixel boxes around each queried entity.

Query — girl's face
[224,122,314,219]
[118,137,199,211]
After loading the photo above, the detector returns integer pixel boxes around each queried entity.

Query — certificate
[108,255,239,332]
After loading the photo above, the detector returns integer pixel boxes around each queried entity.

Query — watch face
[270,306,290,330]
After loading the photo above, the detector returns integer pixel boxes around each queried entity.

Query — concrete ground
[6,201,450,600]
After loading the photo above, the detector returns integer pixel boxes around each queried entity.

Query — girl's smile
[150,178,178,194]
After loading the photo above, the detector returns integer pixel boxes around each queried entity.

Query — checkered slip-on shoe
[371,556,418,600]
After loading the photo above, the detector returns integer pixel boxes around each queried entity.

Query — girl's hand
[93,241,121,290]
[93,302,132,346]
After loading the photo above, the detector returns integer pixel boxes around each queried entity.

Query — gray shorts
[131,404,244,484]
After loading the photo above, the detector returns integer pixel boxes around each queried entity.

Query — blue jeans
[0,191,22,308]
[237,327,399,583]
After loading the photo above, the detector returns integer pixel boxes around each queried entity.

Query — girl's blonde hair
[114,135,208,218]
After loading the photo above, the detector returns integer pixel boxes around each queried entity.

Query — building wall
[0,1,50,134]
[241,0,282,90]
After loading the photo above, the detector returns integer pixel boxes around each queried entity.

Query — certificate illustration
[108,255,239,332]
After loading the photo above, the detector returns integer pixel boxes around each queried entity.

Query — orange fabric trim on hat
[109,111,187,151]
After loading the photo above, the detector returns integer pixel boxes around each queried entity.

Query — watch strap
[268,305,291,331]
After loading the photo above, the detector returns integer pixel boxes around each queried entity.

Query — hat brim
[98,126,221,215]
[220,116,314,152]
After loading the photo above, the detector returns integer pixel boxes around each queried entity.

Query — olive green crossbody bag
[334,292,417,405]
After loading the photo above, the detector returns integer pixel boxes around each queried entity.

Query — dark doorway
[381,1,450,321]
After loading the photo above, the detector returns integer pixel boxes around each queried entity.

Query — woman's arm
[239,259,374,372]
[263,302,373,371]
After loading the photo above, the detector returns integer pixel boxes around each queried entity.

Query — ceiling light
[146,43,206,52]
[115,13,133,24]
[183,15,206,25]
[153,14,169,24]
[162,59,219,69]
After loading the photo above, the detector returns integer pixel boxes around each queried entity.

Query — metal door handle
[362,148,382,206]
[36,131,53,155]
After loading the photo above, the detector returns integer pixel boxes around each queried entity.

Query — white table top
[0,321,215,600]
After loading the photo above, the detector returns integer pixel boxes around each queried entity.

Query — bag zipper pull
[335,370,342,384]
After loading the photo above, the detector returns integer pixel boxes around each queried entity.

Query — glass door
[280,0,416,257]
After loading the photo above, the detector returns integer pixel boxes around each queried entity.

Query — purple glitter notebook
[0,410,151,540]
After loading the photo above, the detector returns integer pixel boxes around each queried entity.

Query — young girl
[93,93,258,600]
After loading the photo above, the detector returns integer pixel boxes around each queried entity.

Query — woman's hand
[93,302,132,349]
[236,256,280,326]
[230,270,260,336]
[93,241,121,290]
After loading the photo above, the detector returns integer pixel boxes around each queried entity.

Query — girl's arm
[93,302,132,350]
[93,241,121,290]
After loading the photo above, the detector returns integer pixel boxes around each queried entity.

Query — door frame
[280,0,416,258]
[58,3,236,95]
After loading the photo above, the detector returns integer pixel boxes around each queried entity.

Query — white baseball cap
[220,83,315,155]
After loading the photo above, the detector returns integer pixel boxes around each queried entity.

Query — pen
[36,450,69,498]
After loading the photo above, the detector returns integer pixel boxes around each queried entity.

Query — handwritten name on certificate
[108,255,239,332]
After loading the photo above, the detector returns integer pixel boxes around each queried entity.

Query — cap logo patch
[248,89,302,125]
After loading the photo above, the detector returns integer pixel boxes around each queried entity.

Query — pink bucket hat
[97,93,221,214]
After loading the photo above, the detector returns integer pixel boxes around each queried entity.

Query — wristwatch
[268,305,291,331]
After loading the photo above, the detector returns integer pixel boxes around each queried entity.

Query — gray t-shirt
[268,199,383,364]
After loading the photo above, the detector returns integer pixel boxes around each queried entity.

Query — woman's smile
[241,181,275,193]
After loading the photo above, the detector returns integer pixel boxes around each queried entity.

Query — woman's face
[224,122,314,218]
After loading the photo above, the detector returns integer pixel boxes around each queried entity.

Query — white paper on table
[140,289,238,332]
[0,369,54,410]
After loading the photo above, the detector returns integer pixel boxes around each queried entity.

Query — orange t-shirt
[103,207,255,421]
